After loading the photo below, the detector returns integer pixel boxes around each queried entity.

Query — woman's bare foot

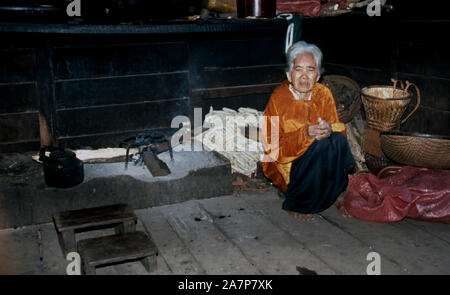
[288,211,315,221]
[335,193,352,218]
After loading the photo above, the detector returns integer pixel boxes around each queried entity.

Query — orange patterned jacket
[262,80,346,192]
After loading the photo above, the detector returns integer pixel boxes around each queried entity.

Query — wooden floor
[0,191,449,275]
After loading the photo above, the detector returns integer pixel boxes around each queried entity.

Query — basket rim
[361,85,412,101]
[381,131,450,140]
[321,74,361,114]
[322,74,360,90]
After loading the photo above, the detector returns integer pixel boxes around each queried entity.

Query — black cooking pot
[39,146,84,188]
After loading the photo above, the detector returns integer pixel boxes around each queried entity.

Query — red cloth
[277,0,348,17]
[345,166,450,223]
[277,0,322,17]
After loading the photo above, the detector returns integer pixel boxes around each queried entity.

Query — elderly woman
[262,41,355,221]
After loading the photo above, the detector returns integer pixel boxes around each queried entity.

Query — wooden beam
[192,83,279,100]
[35,44,57,147]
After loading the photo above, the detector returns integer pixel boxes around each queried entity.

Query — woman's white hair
[286,41,324,76]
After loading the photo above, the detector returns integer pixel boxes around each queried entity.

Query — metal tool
[120,131,173,170]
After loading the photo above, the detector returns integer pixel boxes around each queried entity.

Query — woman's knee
[314,132,348,153]
[331,132,345,141]
[331,132,350,146]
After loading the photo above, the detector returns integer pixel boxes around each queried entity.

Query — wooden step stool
[53,203,137,256]
[78,231,158,275]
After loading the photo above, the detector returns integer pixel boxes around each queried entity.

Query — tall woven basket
[361,79,421,132]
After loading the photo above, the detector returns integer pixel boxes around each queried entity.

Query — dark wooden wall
[0,21,286,152]
[0,41,41,152]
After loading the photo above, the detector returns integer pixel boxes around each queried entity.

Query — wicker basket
[380,131,450,169]
[361,79,421,132]
[322,75,361,123]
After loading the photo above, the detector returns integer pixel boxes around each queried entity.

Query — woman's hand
[307,117,332,140]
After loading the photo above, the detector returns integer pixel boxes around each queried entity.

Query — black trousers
[283,132,355,214]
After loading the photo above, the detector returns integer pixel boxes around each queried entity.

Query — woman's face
[287,52,319,94]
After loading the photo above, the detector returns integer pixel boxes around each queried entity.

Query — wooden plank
[35,44,57,146]
[0,112,40,142]
[398,42,450,80]
[188,38,285,93]
[143,151,171,177]
[0,49,36,83]
[198,195,338,275]
[396,73,450,111]
[323,63,390,89]
[192,83,279,100]
[404,219,450,244]
[156,200,261,275]
[194,66,285,89]
[0,19,286,36]
[53,204,136,231]
[0,225,40,275]
[39,223,69,274]
[0,84,37,114]
[0,140,40,153]
[52,42,189,80]
[136,208,205,275]
[228,192,408,275]
[390,219,450,246]
[54,72,189,109]
[77,231,157,268]
[55,99,189,137]
[189,38,285,70]
[400,107,449,135]
[108,220,171,275]
[320,204,450,274]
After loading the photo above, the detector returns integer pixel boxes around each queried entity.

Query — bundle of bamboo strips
[195,106,264,177]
